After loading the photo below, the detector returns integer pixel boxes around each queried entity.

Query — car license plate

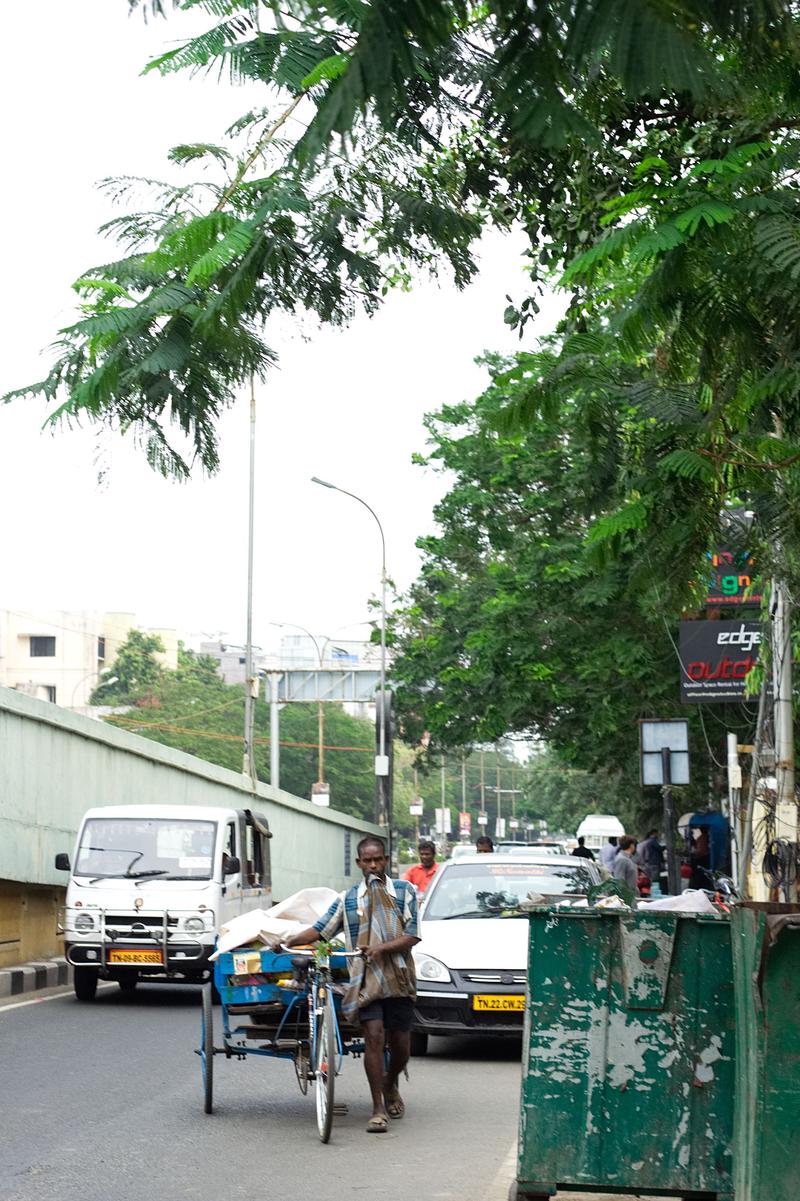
[108,949,164,965]
[472,993,524,1011]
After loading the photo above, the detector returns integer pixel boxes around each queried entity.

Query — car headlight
[74,912,95,931]
[415,952,451,983]
[184,916,205,933]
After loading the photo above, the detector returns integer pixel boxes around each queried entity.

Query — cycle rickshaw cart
[197,943,363,1142]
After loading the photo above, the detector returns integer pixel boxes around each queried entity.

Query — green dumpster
[515,908,735,1200]
[731,902,800,1201]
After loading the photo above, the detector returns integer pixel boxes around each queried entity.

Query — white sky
[0,1,564,651]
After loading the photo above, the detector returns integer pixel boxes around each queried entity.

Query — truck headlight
[415,952,451,983]
[184,916,205,933]
[74,912,95,931]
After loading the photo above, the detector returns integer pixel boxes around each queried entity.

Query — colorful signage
[679,620,762,704]
[706,549,761,606]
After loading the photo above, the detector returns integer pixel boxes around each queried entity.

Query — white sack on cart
[637,889,718,914]
[210,886,339,959]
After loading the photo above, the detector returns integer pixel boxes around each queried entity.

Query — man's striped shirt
[313,876,419,949]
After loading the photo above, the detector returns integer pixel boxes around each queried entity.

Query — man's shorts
[358,996,415,1031]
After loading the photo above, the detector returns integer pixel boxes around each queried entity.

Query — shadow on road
[427,1034,522,1062]
[89,982,202,1007]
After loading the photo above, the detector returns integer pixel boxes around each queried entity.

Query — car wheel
[410,1031,428,1057]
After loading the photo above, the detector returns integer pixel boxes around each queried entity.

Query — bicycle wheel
[313,988,336,1143]
[201,982,214,1114]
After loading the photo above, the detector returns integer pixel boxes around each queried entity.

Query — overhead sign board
[679,620,762,704]
[639,719,690,786]
[435,808,451,835]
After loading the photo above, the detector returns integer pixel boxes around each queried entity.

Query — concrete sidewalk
[0,956,72,998]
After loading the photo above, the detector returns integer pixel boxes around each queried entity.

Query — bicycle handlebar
[279,944,363,958]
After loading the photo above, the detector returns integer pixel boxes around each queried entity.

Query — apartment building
[0,609,178,708]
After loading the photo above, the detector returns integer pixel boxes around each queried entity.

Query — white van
[55,804,271,1001]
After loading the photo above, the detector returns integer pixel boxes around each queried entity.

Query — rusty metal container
[515,908,735,1200]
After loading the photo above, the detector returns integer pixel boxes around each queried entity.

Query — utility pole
[660,747,681,895]
[242,377,257,787]
[726,732,742,890]
[268,671,281,790]
[496,746,502,836]
[480,750,486,822]
[413,766,420,844]
[772,575,797,898]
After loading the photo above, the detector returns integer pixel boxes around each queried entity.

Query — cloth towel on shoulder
[341,874,416,1022]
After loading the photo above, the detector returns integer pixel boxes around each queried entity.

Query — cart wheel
[314,993,336,1143]
[294,1043,309,1096]
[201,983,214,1114]
[73,967,98,1001]
[410,1031,428,1057]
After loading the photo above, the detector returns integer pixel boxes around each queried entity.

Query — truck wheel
[410,1031,428,1056]
[74,967,99,1001]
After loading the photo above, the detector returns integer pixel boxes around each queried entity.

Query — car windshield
[424,861,595,920]
[74,818,217,880]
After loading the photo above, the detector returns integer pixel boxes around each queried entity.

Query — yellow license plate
[108,949,164,965]
[472,993,525,1011]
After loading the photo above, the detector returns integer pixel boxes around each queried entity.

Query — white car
[411,852,601,1054]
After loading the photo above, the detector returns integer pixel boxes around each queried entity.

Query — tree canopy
[90,628,166,703]
[390,351,760,809]
[8,2,800,480]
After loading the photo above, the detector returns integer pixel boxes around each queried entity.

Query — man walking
[403,839,438,894]
[612,836,639,894]
[282,836,420,1134]
[572,836,595,860]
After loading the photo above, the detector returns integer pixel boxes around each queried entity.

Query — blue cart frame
[197,946,364,1142]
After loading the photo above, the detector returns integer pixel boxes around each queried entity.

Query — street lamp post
[311,477,389,832]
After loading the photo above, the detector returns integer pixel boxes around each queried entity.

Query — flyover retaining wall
[0,686,381,965]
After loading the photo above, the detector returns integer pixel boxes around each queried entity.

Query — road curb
[0,957,72,998]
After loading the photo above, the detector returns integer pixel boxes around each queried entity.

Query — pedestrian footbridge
[0,686,381,966]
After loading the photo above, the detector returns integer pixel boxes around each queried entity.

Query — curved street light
[310,477,389,830]
[70,673,119,709]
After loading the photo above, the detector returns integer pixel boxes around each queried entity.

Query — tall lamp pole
[311,477,389,831]
[243,377,258,787]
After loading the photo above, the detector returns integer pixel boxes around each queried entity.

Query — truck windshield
[74,818,217,880]
[424,861,595,920]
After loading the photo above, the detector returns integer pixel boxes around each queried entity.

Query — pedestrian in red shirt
[403,841,438,895]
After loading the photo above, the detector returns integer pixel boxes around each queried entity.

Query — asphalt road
[0,983,521,1201]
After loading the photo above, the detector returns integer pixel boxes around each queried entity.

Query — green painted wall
[0,686,381,899]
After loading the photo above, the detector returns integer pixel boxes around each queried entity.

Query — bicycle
[196,943,363,1143]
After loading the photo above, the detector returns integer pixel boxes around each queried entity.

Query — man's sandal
[366,1114,389,1133]
[385,1094,405,1119]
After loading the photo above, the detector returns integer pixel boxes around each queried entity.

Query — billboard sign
[706,549,761,607]
[679,620,762,704]
[458,810,472,836]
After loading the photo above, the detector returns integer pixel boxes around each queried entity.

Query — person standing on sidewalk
[640,829,664,884]
[599,836,618,870]
[403,840,438,895]
[572,836,595,861]
[612,836,640,894]
[281,836,420,1134]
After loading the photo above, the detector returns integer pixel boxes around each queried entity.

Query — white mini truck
[55,804,272,1000]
